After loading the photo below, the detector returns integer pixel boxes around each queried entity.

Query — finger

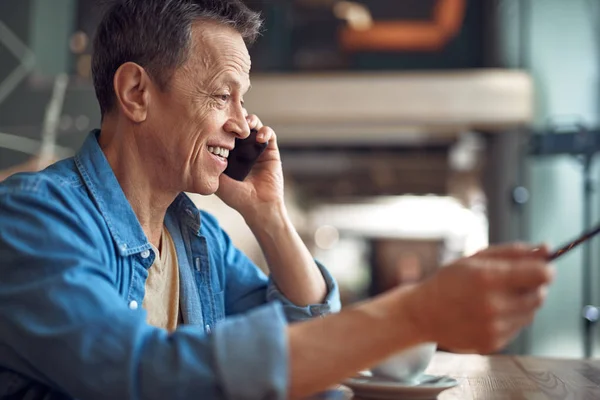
[473,258,553,291]
[532,243,550,258]
[476,243,549,259]
[253,129,280,164]
[502,259,554,290]
[256,126,274,144]
[489,313,535,352]
[246,114,263,131]
[504,311,537,336]
[501,286,548,315]
[493,309,537,337]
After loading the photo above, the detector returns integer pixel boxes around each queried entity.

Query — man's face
[144,22,251,195]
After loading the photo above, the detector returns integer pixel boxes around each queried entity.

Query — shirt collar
[169,193,202,236]
[75,130,202,256]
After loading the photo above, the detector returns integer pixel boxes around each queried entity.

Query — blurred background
[1,0,600,359]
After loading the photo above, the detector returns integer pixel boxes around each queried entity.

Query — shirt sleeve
[266,261,341,323]
[0,183,288,400]
[218,216,342,322]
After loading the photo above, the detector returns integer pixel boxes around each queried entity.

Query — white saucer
[342,373,458,399]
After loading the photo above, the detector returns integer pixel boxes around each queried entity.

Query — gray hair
[92,0,262,117]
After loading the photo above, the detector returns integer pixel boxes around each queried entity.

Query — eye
[216,94,231,102]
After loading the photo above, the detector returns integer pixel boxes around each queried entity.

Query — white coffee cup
[371,342,437,383]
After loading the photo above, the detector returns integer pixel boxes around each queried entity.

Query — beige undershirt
[142,226,180,332]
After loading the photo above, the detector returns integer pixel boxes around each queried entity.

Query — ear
[113,62,151,123]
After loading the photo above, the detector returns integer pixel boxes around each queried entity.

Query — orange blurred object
[340,0,466,52]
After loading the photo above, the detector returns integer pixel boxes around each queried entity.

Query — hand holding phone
[223,129,268,181]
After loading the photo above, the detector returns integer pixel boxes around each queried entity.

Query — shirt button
[205,324,211,334]
[140,250,151,259]
[129,300,138,310]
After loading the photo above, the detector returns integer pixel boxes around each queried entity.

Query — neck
[99,118,178,247]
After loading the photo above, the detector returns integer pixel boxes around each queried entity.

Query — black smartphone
[223,129,268,181]
[548,222,600,260]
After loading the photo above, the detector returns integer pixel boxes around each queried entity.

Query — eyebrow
[222,76,251,93]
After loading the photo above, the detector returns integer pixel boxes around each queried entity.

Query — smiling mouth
[208,146,229,159]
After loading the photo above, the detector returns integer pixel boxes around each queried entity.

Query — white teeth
[208,146,229,159]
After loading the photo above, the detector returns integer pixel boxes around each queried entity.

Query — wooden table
[424,352,600,399]
[312,351,600,399]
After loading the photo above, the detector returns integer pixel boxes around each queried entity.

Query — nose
[224,104,251,139]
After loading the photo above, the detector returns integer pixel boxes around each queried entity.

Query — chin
[196,187,218,196]
[188,178,219,196]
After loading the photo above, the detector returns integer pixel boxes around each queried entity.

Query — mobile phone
[548,222,600,260]
[223,129,268,181]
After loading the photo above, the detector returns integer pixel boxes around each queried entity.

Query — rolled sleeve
[266,261,342,322]
[213,303,288,400]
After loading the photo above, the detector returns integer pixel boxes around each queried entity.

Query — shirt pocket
[208,254,225,321]
[193,254,225,322]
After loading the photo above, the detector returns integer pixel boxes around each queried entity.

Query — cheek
[189,95,214,118]
[177,103,210,142]
[184,100,216,133]
[181,114,220,163]
[190,102,226,136]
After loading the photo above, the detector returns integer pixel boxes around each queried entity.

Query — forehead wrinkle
[211,43,250,72]
[202,53,250,92]
[182,22,251,93]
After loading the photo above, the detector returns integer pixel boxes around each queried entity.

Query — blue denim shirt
[0,130,341,400]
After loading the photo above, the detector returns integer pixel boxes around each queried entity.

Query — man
[0,1,554,399]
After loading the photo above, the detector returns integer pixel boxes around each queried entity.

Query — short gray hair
[92,0,262,117]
